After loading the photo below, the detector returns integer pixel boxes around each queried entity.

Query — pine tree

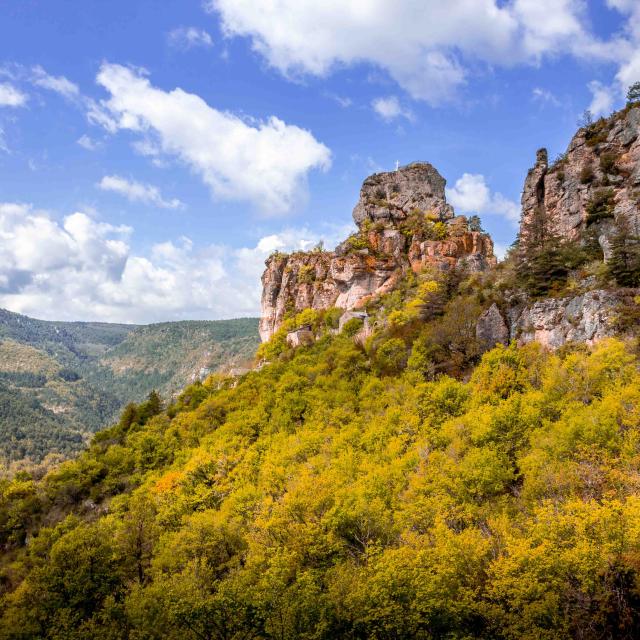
[607,217,640,287]
[626,81,640,104]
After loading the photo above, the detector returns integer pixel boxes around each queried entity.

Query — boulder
[476,303,510,351]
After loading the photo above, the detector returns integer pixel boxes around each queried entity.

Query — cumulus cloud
[446,173,519,225]
[168,26,214,50]
[207,0,618,104]
[0,83,27,107]
[91,63,331,214]
[0,202,345,323]
[31,66,79,100]
[98,175,184,210]
[371,95,414,122]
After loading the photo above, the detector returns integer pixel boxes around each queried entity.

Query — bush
[586,189,615,225]
[345,234,369,252]
[297,264,315,284]
[374,338,407,375]
[599,152,618,175]
[580,163,595,184]
[584,117,610,147]
[342,317,364,337]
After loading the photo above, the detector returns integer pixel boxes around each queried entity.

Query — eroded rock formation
[259,163,497,341]
[520,105,640,256]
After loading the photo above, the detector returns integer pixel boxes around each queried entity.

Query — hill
[2,105,640,638]
[0,310,259,467]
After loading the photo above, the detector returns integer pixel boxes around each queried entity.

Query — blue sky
[1,0,639,322]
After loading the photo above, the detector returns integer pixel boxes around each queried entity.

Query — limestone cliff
[508,104,640,349]
[259,163,496,341]
[521,104,640,257]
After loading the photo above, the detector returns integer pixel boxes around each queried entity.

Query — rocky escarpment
[259,163,496,341]
[521,104,640,257]
[508,290,632,349]
[475,290,636,352]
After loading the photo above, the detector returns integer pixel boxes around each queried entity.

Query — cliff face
[259,163,496,341]
[521,105,640,256]
[508,290,631,349]
[260,108,640,349]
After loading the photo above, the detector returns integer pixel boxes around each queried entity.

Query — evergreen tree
[608,217,640,287]
[468,215,484,232]
[627,81,640,104]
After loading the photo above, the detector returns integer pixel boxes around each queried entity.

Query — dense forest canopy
[1,289,640,638]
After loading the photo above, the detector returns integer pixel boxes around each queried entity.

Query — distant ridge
[0,309,260,467]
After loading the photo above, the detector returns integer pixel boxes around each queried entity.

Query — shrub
[584,117,610,147]
[374,338,407,375]
[297,264,315,284]
[342,317,364,337]
[599,152,618,175]
[579,163,594,184]
[345,234,369,252]
[586,189,615,225]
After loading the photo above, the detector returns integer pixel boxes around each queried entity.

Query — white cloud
[446,173,519,225]
[207,0,617,104]
[615,49,640,93]
[532,87,560,106]
[77,134,100,150]
[371,95,414,122]
[91,63,331,214]
[587,80,615,117]
[0,202,343,323]
[168,26,214,49]
[98,175,184,210]
[31,66,79,100]
[0,83,27,107]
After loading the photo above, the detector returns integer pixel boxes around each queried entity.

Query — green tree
[627,81,640,104]
[468,214,484,232]
[608,218,640,287]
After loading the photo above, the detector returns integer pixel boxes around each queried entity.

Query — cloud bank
[0,202,344,323]
[446,173,520,225]
[207,0,626,105]
[98,175,184,210]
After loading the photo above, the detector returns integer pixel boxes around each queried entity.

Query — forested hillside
[0,311,259,467]
[4,103,640,639]
[1,254,640,638]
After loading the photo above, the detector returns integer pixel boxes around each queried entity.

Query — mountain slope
[3,105,640,638]
[1,316,639,638]
[0,310,259,466]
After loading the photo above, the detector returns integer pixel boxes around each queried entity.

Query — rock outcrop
[259,163,497,341]
[352,162,454,226]
[476,303,510,351]
[520,104,640,256]
[508,290,632,349]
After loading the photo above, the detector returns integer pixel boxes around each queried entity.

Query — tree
[578,108,594,128]
[627,81,640,104]
[468,215,484,233]
[607,218,640,287]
